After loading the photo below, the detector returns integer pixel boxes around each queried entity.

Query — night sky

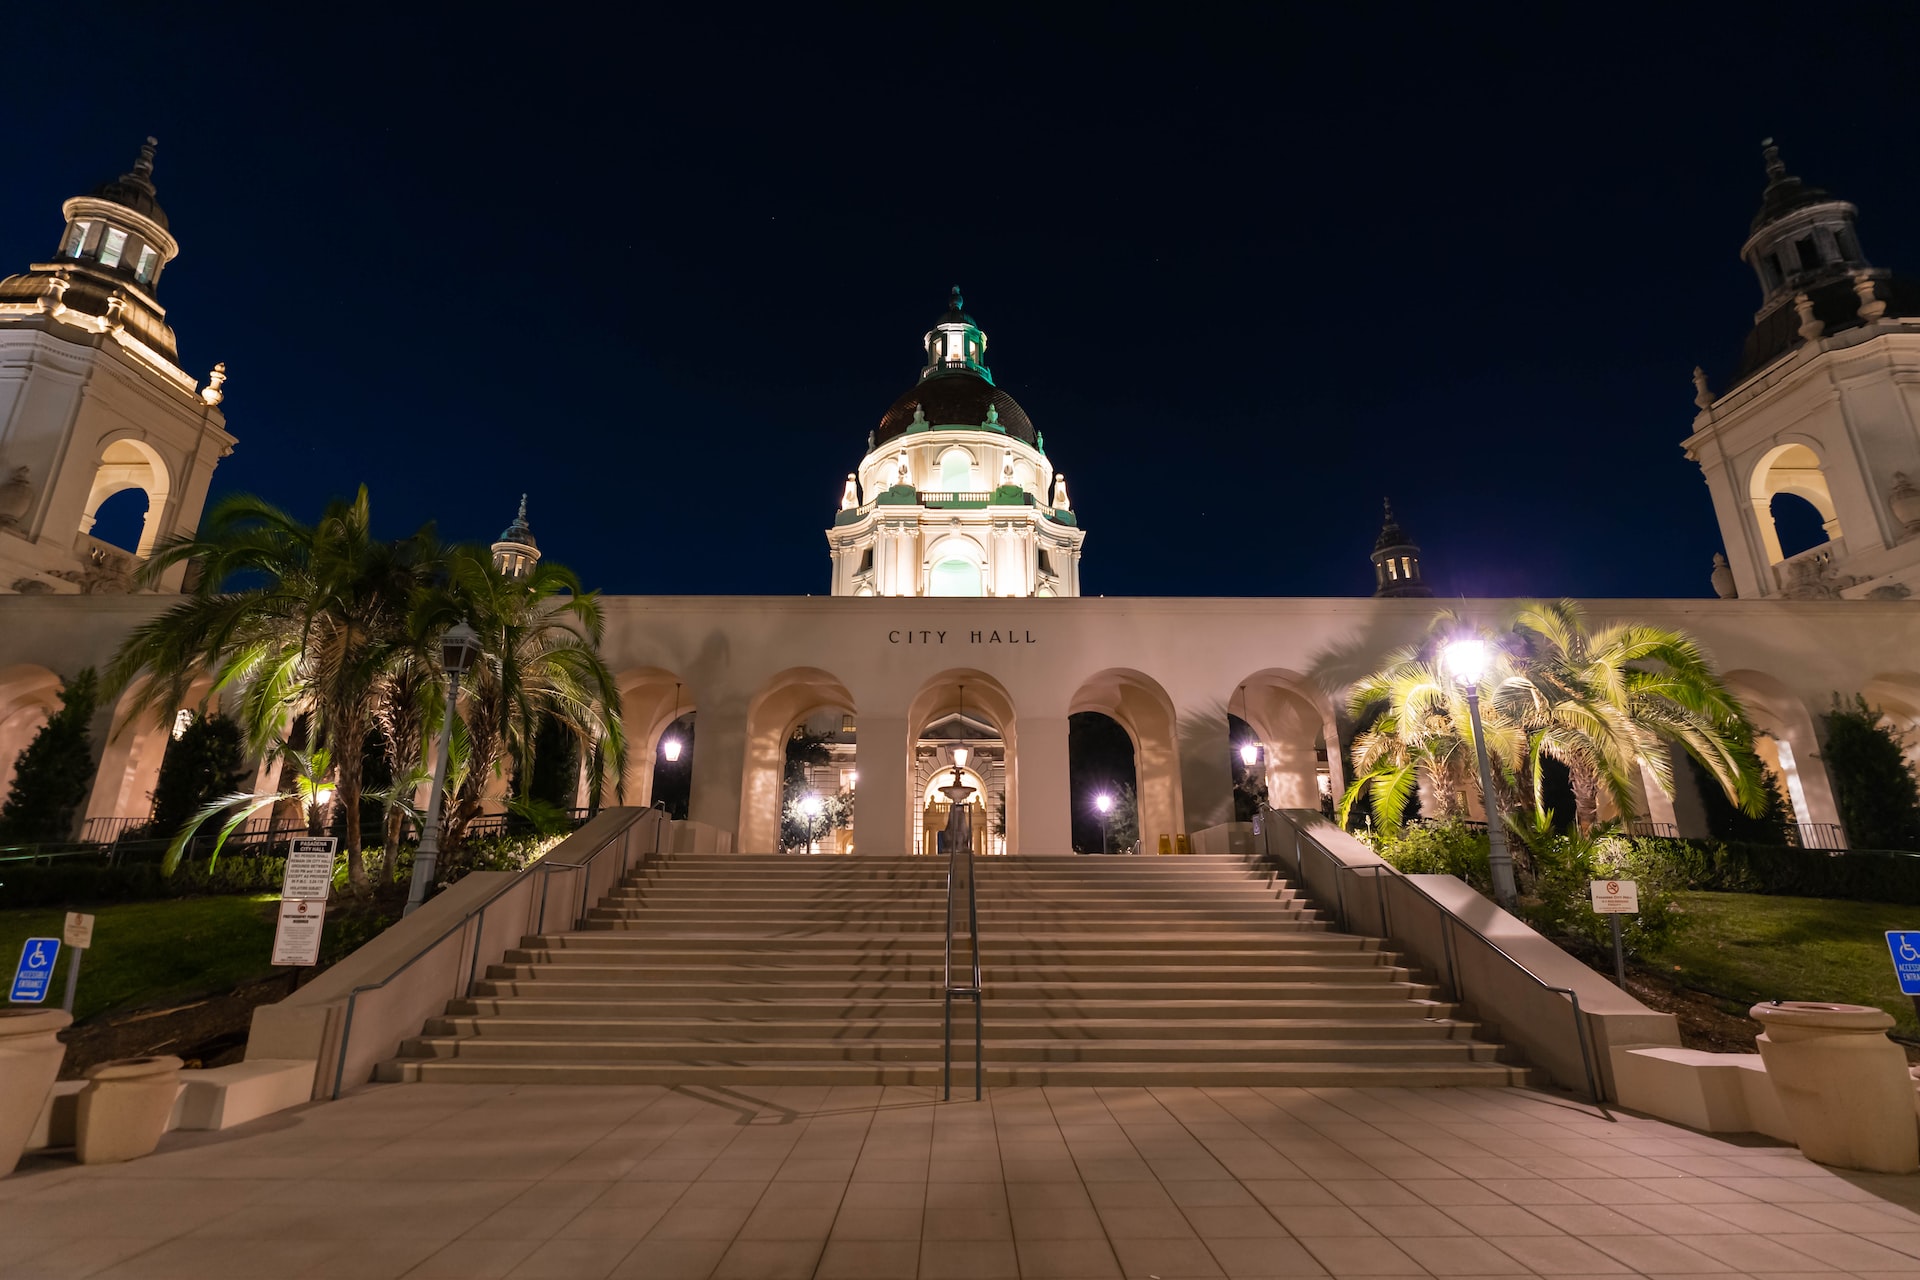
[5,4,1916,601]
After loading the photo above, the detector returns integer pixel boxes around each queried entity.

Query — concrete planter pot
[1751,1001,1919,1173]
[75,1056,182,1165]
[0,1008,70,1175]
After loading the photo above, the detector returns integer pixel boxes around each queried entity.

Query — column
[1015,715,1072,854]
[854,714,911,856]
[688,700,747,841]
[1179,706,1234,833]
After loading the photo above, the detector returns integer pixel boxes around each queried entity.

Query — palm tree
[109,488,441,890]
[1339,613,1529,837]
[431,549,625,846]
[1497,600,1765,833]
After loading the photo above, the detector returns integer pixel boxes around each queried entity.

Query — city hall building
[2,140,1920,858]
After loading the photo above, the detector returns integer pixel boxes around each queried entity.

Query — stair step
[375,1059,1534,1087]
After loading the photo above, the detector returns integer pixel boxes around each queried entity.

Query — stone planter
[1751,1001,1919,1173]
[75,1056,182,1165]
[0,1008,70,1175]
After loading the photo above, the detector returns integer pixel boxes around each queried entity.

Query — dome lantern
[491,495,541,580]
[1371,499,1432,598]
[921,287,993,383]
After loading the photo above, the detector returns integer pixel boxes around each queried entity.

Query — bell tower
[0,138,234,594]
[1370,499,1432,598]
[1685,141,1920,600]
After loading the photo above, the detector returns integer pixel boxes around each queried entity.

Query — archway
[1230,670,1344,815]
[1069,668,1182,854]
[907,670,1017,854]
[1748,442,1842,567]
[1723,669,1843,842]
[738,667,855,854]
[0,665,63,806]
[80,437,172,558]
[616,668,695,809]
[924,532,987,597]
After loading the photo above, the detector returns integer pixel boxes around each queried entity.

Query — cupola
[921,287,992,382]
[58,137,178,292]
[491,495,540,580]
[1741,139,1869,315]
[1371,499,1432,598]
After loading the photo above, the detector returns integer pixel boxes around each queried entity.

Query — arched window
[938,449,973,491]
[1749,442,1842,566]
[930,558,983,597]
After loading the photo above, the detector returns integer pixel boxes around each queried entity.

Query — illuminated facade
[1689,141,1920,601]
[826,290,1085,597]
[0,139,233,597]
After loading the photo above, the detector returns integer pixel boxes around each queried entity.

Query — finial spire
[133,136,157,181]
[1762,137,1786,182]
[1382,497,1394,520]
[517,493,528,522]
[949,286,964,313]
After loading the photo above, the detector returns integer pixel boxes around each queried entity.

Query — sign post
[1885,932,1920,1026]
[1589,879,1640,989]
[272,836,335,969]
[9,937,60,1004]
[60,912,93,1014]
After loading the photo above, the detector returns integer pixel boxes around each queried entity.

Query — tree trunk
[1570,764,1601,835]
[336,711,368,891]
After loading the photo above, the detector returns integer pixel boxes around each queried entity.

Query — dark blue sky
[5,4,1915,599]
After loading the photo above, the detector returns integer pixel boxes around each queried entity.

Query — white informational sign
[271,899,327,966]
[62,912,94,950]
[281,837,337,901]
[1590,879,1640,914]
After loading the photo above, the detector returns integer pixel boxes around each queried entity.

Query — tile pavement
[3,1083,1919,1278]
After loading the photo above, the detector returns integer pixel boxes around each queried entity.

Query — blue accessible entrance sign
[1886,932,1920,995]
[9,937,60,1003]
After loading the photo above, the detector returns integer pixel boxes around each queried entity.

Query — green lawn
[1655,891,1920,1037]
[0,896,281,1022]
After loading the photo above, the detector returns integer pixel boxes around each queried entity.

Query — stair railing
[1254,805,1603,1108]
[943,832,983,1101]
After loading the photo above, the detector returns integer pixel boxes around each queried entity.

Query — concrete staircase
[376,853,1531,1087]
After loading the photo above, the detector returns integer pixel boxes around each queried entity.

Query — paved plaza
[5,1084,1920,1279]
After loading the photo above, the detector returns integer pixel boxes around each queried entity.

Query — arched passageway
[907,670,1017,854]
[1070,668,1180,853]
[738,668,855,853]
[80,437,172,558]
[1723,669,1843,842]
[1229,671,1344,814]
[0,664,63,806]
[616,668,695,808]
[1748,441,1843,570]
[1068,711,1137,853]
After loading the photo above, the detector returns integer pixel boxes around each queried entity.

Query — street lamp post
[1095,792,1113,855]
[406,621,483,916]
[800,792,824,855]
[1442,637,1518,911]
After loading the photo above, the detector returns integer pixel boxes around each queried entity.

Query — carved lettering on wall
[885,629,1038,645]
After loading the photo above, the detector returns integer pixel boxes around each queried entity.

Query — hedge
[1643,837,1920,906]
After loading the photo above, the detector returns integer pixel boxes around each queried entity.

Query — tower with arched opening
[825,290,1086,597]
[0,138,234,595]
[1686,140,1920,601]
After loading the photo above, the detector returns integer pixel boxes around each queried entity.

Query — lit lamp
[1239,742,1258,768]
[800,792,825,855]
[1095,791,1114,855]
[406,620,483,915]
[661,684,684,762]
[313,783,336,809]
[1441,636,1518,910]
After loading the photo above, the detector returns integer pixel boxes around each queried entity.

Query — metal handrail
[1259,807,1605,1109]
[943,835,983,1101]
[329,812,651,1100]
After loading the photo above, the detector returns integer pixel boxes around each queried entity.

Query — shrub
[0,669,100,844]
[1824,695,1920,853]
[1522,829,1686,957]
[150,713,249,835]
[1367,820,1491,892]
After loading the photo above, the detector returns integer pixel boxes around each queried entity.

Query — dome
[496,495,536,548]
[874,369,1038,449]
[90,138,167,230]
